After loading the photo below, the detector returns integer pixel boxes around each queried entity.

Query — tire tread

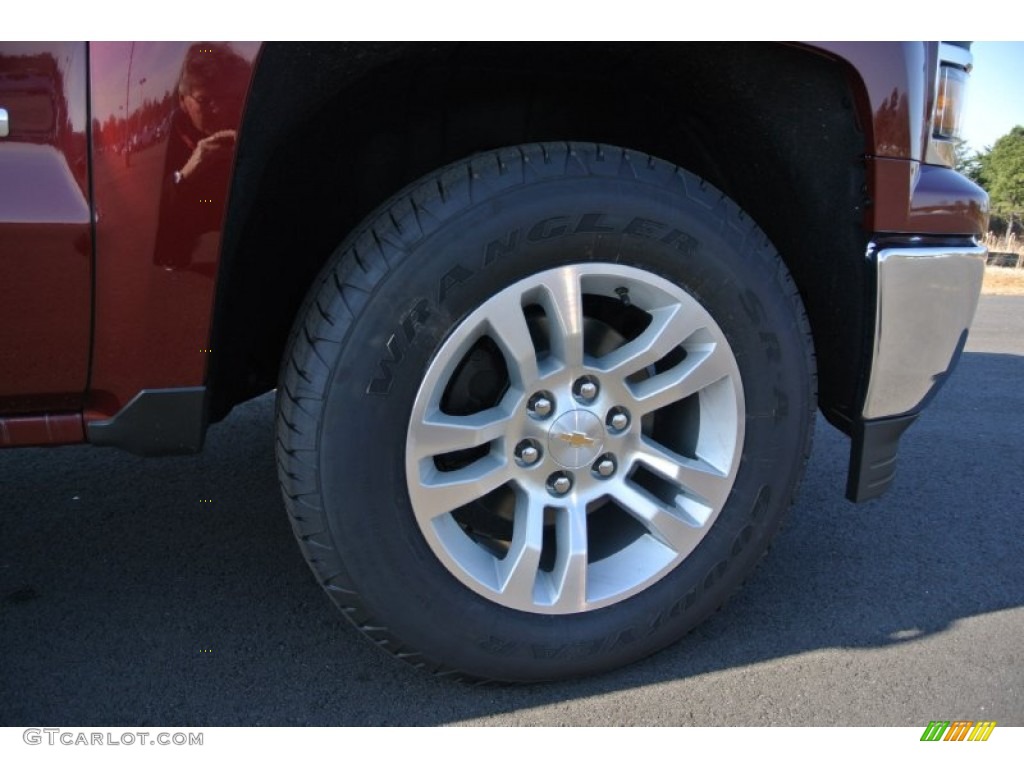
[276,141,816,683]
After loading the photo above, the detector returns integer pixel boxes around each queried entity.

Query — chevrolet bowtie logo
[555,431,596,449]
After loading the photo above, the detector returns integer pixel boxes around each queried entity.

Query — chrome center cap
[548,410,605,469]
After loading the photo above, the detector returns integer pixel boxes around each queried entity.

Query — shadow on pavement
[1,350,1021,725]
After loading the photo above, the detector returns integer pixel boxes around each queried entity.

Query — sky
[960,41,1024,153]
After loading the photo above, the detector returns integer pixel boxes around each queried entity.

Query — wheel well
[210,42,870,432]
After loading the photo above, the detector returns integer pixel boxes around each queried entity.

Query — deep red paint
[84,42,257,423]
[0,412,83,447]
[871,159,989,235]
[807,41,936,162]
[0,42,989,448]
[0,42,92,416]
[804,42,986,235]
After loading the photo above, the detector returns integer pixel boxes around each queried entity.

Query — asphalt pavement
[1,295,1021,726]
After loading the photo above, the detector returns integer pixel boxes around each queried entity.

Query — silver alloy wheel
[405,264,745,614]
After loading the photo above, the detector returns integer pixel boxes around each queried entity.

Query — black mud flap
[846,413,917,503]
[86,387,207,456]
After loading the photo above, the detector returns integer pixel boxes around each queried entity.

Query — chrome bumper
[847,243,985,502]
[863,244,986,420]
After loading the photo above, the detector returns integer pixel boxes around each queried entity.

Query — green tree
[954,137,985,184]
[981,126,1024,222]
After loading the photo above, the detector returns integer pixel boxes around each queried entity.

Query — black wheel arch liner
[82,44,978,506]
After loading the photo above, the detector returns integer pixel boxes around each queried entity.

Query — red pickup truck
[0,42,988,681]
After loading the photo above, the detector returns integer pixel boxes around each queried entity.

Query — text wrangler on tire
[277,142,815,682]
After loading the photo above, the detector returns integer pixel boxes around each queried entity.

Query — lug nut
[516,441,541,466]
[607,408,630,432]
[547,472,573,496]
[528,393,553,418]
[574,376,599,402]
[594,456,616,478]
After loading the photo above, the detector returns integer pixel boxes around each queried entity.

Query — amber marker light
[934,65,968,140]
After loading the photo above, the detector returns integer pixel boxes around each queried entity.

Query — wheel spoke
[634,439,732,510]
[629,342,733,415]
[411,407,513,459]
[405,262,746,615]
[549,506,588,610]
[540,269,585,369]
[593,304,702,378]
[612,484,705,554]
[496,494,545,603]
[484,293,539,388]
[410,456,511,523]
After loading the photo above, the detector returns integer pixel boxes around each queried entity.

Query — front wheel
[277,142,815,681]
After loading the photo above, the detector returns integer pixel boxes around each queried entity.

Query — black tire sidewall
[315,172,812,681]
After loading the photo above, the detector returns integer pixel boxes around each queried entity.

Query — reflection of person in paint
[155,43,250,271]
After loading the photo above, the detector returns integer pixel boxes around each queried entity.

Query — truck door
[0,42,92,418]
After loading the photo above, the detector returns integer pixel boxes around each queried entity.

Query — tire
[276,142,815,682]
